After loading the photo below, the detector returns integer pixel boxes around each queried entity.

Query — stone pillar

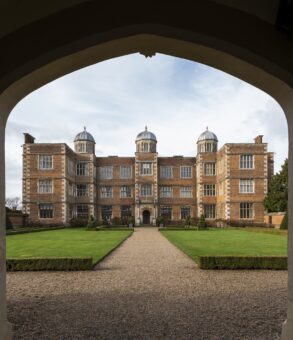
[0,115,12,339]
[282,101,293,340]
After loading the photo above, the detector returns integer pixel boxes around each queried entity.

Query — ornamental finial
[206,126,208,131]
[145,126,148,131]
[84,126,86,131]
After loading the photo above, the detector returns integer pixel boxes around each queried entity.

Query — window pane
[160,166,172,179]
[39,155,53,169]
[76,204,89,219]
[160,186,172,197]
[203,184,216,196]
[240,202,253,219]
[180,166,192,178]
[204,163,216,176]
[240,155,254,169]
[140,184,152,196]
[101,205,112,220]
[239,179,254,193]
[121,205,132,218]
[39,203,53,218]
[180,186,192,197]
[38,179,53,193]
[120,186,132,198]
[140,163,152,175]
[204,204,216,219]
[181,206,191,219]
[160,206,172,219]
[120,166,132,179]
[76,162,89,176]
[100,166,113,179]
[76,184,88,196]
[100,186,113,198]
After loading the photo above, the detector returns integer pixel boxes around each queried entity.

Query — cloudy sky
[5,53,288,198]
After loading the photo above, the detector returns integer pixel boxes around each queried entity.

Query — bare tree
[5,197,21,210]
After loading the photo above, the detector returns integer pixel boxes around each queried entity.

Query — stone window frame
[180,186,192,198]
[204,204,216,219]
[120,186,132,198]
[181,206,191,219]
[75,183,89,197]
[39,203,53,218]
[120,165,132,179]
[101,205,112,220]
[38,179,53,194]
[76,161,89,176]
[121,205,132,218]
[239,154,254,169]
[203,184,216,196]
[180,166,192,178]
[240,202,254,219]
[100,186,113,198]
[204,162,216,176]
[140,162,152,175]
[76,204,89,219]
[160,205,172,219]
[160,186,172,198]
[38,155,53,170]
[99,166,113,179]
[140,184,152,197]
[160,165,173,179]
[239,179,255,193]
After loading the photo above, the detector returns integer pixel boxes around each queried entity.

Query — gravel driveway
[7,227,287,339]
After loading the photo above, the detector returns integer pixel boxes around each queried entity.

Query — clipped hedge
[197,256,287,270]
[99,227,134,231]
[159,227,198,231]
[6,226,66,235]
[6,257,93,271]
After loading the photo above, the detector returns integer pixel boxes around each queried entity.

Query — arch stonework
[0,1,293,339]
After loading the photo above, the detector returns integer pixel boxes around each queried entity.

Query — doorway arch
[1,2,293,339]
[142,210,151,225]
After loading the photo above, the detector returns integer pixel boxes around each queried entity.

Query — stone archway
[142,210,151,225]
[1,2,293,339]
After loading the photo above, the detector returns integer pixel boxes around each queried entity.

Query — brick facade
[22,128,273,226]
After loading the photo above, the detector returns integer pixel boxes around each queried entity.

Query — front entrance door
[142,210,150,225]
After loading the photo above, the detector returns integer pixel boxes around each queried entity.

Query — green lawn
[161,229,287,260]
[6,228,132,264]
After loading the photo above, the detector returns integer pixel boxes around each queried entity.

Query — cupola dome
[135,126,157,153]
[136,126,157,142]
[74,127,95,143]
[197,127,218,142]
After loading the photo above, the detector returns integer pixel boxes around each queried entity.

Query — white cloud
[5,53,287,198]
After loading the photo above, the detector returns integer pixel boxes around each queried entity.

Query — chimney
[254,135,263,144]
[23,133,35,144]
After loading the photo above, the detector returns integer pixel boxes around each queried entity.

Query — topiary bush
[86,215,97,230]
[198,214,207,230]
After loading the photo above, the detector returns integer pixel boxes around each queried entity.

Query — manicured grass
[6,228,132,264]
[161,229,287,261]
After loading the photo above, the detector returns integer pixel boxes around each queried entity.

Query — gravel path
[7,227,287,340]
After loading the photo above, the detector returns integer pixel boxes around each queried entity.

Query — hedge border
[6,226,67,235]
[6,257,93,271]
[197,256,287,270]
[158,227,199,231]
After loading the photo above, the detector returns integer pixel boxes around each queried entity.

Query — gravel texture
[7,227,287,340]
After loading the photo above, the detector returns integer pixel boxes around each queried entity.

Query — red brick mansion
[22,127,274,225]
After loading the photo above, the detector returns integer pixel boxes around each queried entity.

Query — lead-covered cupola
[135,126,157,153]
[197,127,218,153]
[74,127,95,153]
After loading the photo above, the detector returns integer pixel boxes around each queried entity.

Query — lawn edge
[92,230,134,267]
[160,230,288,270]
